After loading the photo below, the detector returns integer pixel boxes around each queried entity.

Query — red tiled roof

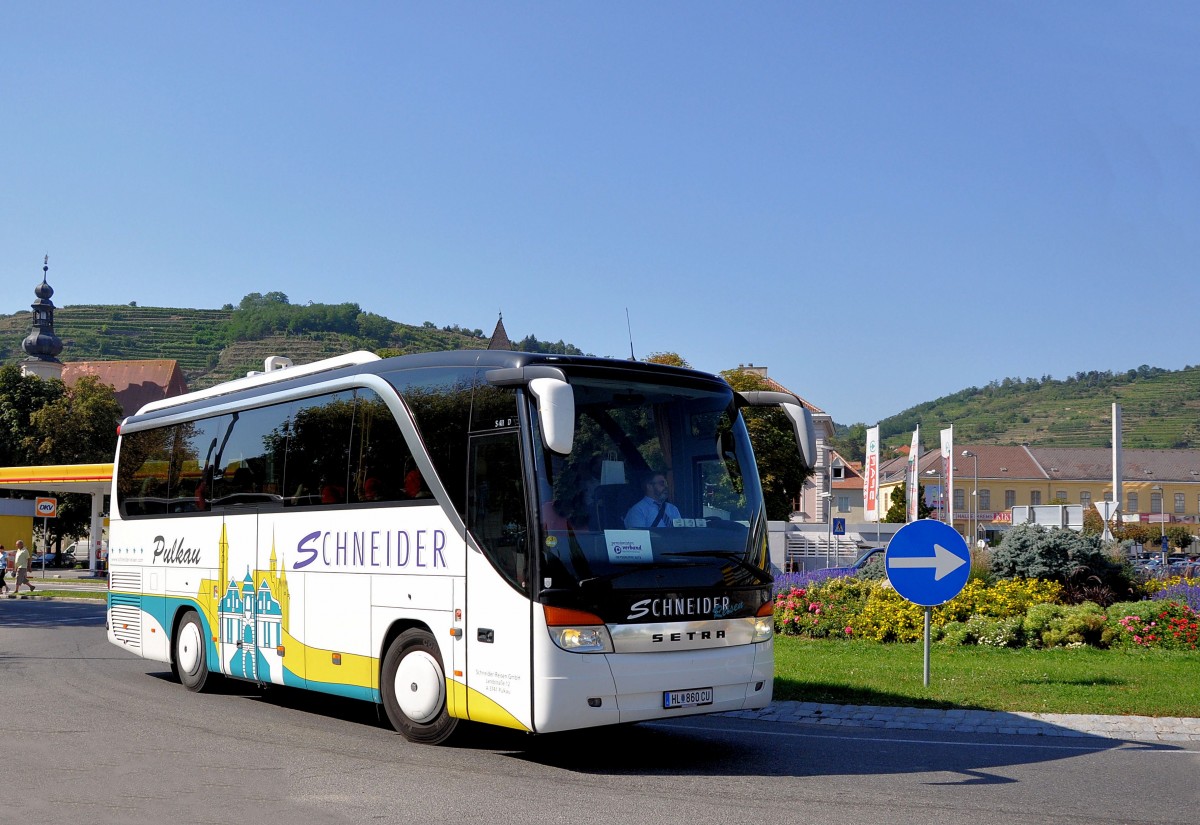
[62,360,188,417]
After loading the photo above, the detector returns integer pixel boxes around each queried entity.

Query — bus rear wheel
[381,628,458,744]
[174,611,210,692]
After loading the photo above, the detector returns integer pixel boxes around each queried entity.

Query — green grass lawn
[775,636,1200,717]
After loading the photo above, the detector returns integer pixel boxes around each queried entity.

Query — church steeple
[20,256,65,380]
[487,311,513,351]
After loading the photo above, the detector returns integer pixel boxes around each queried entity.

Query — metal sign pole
[923,607,932,687]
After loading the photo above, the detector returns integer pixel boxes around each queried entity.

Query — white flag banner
[864,426,880,521]
[940,426,954,525]
[906,427,920,523]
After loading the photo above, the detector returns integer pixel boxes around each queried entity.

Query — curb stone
[723,700,1200,743]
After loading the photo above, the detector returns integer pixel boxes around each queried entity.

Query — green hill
[0,295,582,390]
[5,299,1195,450]
[873,366,1200,451]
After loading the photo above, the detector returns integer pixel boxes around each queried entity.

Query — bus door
[464,431,535,731]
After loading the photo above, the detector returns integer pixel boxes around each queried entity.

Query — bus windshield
[531,375,769,605]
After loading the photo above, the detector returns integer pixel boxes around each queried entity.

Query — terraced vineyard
[4,302,1196,448]
[0,303,488,389]
[877,366,1200,450]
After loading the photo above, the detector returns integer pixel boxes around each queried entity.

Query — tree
[25,375,122,546]
[0,365,64,467]
[720,368,811,520]
[645,352,690,368]
[828,422,867,464]
[882,483,933,523]
[1166,524,1195,553]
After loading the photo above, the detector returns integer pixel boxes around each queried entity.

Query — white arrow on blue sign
[885,519,971,607]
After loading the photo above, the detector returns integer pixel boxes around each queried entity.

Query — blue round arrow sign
[885,519,971,607]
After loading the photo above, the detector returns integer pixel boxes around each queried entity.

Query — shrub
[1152,580,1200,612]
[991,523,1131,602]
[773,568,847,596]
[1039,602,1113,648]
[774,578,872,639]
[939,577,1061,624]
[1108,599,1200,650]
[936,615,1025,647]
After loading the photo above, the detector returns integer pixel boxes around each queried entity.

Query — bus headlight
[753,616,773,642]
[544,605,614,653]
[753,600,774,642]
[550,625,614,653]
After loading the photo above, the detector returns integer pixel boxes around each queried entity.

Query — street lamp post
[820,491,833,566]
[962,450,978,549]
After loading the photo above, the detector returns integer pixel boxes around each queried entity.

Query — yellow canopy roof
[0,463,113,494]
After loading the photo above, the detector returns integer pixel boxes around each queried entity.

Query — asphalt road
[3,599,1198,825]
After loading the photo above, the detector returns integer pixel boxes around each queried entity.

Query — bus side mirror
[780,402,816,471]
[735,390,816,471]
[528,377,575,455]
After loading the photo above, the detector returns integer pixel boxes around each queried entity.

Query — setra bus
[106,349,814,743]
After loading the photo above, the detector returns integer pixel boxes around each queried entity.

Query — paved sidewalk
[723,700,1200,743]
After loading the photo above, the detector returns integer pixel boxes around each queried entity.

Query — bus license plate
[663,687,713,709]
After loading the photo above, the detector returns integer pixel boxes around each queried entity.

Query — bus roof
[126,349,728,425]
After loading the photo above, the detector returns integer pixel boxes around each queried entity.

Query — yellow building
[879,445,1200,544]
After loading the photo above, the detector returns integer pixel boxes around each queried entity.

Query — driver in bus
[624,471,681,528]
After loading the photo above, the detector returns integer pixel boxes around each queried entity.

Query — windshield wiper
[575,560,707,588]
[660,551,771,584]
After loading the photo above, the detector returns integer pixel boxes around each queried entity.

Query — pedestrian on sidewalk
[0,544,8,595]
[12,540,34,594]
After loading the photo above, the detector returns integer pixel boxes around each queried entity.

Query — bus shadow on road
[499,709,1179,783]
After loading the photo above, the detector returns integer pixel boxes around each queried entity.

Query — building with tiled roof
[878,444,1200,545]
[62,359,188,418]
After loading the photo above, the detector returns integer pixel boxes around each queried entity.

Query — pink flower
[844,626,854,635]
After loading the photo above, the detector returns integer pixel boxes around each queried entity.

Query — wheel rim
[393,649,444,724]
[178,621,203,675]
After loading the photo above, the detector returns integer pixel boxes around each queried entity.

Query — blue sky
[3,3,1197,426]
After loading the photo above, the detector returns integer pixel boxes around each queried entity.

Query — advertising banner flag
[864,426,880,521]
[940,426,954,525]
[906,428,920,522]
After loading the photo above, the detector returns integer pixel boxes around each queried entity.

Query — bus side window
[284,392,356,507]
[467,432,530,594]
[351,389,418,503]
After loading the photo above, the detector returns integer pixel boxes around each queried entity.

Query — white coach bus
[107,350,814,743]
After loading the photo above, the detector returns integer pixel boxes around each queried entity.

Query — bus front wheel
[174,611,210,692]
[381,628,458,744]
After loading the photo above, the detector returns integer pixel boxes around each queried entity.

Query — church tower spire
[20,255,65,380]
[487,311,513,351]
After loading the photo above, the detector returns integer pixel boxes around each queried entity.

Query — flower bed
[774,571,1199,650]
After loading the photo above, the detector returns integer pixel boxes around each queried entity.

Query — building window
[1055,490,1067,502]
[837,494,850,513]
[1030,490,1042,505]
[1127,492,1138,513]
[831,464,844,480]
[1103,491,1112,501]
[1175,493,1185,514]
[979,489,990,511]
[1151,492,1163,514]
[954,488,965,510]
[1080,491,1092,508]
[1005,489,1016,508]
